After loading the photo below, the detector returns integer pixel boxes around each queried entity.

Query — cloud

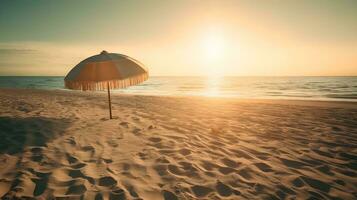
[0,48,38,55]
[0,42,99,75]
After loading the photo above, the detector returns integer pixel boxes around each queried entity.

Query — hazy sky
[0,0,356,76]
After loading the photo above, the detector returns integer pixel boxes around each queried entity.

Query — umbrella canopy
[64,50,148,91]
[64,50,148,119]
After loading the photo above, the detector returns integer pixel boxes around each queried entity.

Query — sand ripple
[0,89,356,199]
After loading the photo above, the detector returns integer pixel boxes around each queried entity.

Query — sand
[0,88,356,200]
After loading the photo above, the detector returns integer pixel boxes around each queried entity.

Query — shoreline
[1,76,357,103]
[1,88,357,108]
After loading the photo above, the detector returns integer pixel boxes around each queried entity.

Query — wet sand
[0,88,356,199]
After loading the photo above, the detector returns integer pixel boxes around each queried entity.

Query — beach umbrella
[64,50,148,119]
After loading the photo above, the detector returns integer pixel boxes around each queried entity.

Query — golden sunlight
[204,75,222,97]
[201,29,226,62]
[200,28,228,77]
[1,2,357,199]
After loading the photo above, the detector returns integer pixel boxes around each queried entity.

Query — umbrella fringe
[64,73,148,91]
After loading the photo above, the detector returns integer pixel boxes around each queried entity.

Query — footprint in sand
[275,184,296,199]
[81,145,96,157]
[316,165,334,176]
[148,125,156,130]
[71,162,87,169]
[168,164,185,176]
[200,160,219,171]
[68,169,95,184]
[137,152,148,160]
[119,122,129,128]
[66,153,79,164]
[254,162,273,172]
[31,171,51,196]
[301,176,331,193]
[237,168,252,179]
[132,127,141,136]
[178,148,191,156]
[291,177,305,188]
[156,156,170,164]
[82,145,95,152]
[107,139,119,147]
[109,188,126,200]
[148,137,162,143]
[204,171,216,177]
[132,116,140,121]
[66,184,87,195]
[98,176,117,188]
[191,185,213,198]
[65,137,77,146]
[280,158,307,169]
[216,181,233,197]
[218,166,236,175]
[162,190,178,200]
[124,185,140,199]
[221,158,238,168]
[153,164,168,176]
[68,169,85,179]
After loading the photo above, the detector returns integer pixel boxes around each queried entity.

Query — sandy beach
[0,88,356,200]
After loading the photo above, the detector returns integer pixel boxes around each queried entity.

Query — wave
[0,76,357,102]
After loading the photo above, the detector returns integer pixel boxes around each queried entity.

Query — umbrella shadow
[0,116,71,154]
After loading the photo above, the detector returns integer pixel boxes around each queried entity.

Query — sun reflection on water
[204,76,223,97]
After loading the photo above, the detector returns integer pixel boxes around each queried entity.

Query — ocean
[0,76,356,102]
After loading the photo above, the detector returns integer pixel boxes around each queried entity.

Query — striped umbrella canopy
[64,50,148,119]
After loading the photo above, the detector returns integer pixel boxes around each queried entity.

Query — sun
[203,33,224,59]
[200,28,227,76]
[201,31,226,61]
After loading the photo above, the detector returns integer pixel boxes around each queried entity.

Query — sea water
[0,76,356,101]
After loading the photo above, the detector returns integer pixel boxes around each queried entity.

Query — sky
[0,0,356,76]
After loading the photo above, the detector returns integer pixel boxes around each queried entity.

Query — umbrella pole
[107,82,112,119]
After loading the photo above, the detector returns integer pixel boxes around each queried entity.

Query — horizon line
[0,75,356,78]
